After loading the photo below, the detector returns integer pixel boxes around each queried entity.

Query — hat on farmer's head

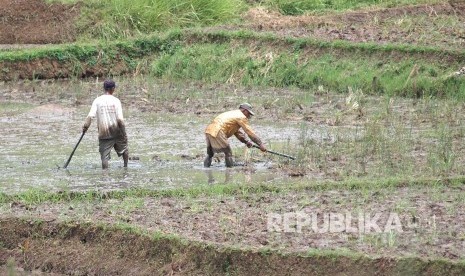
[103,80,116,90]
[239,103,255,116]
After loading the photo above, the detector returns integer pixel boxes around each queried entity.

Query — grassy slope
[4,1,464,97]
[1,28,464,98]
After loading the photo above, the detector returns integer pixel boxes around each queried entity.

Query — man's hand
[259,144,267,152]
[83,117,91,133]
[246,141,253,148]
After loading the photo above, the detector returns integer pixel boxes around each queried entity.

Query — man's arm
[237,119,266,152]
[82,100,97,133]
[234,131,252,147]
[82,116,92,133]
[116,99,124,121]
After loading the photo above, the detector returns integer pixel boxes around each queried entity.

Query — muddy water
[0,100,304,193]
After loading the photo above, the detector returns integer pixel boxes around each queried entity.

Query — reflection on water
[205,169,232,184]
[205,169,234,184]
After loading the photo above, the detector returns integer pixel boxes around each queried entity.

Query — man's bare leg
[102,158,109,169]
[204,144,214,167]
[123,150,129,168]
[224,146,234,168]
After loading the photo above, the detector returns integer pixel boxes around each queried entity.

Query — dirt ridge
[1,218,464,275]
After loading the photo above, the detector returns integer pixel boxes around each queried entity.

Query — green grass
[73,0,246,40]
[289,94,465,180]
[46,0,451,42]
[1,175,464,205]
[1,29,464,97]
[263,0,443,15]
[0,102,34,116]
[149,35,465,99]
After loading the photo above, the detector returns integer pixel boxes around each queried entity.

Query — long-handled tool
[63,131,86,169]
[252,144,296,160]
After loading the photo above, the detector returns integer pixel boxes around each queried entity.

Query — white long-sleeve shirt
[87,94,124,139]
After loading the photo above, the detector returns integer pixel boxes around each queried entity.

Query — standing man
[204,103,266,168]
[82,80,128,169]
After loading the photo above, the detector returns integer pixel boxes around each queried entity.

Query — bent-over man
[82,80,128,169]
[204,103,266,168]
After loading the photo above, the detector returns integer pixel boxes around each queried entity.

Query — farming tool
[252,144,296,160]
[63,131,86,169]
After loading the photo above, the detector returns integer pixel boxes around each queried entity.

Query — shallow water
[0,101,305,193]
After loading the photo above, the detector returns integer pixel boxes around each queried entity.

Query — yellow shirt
[205,109,260,144]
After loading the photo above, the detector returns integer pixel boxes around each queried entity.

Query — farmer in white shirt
[82,80,128,169]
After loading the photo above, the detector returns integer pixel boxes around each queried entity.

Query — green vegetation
[74,0,246,39]
[1,29,464,98]
[292,105,463,179]
[0,102,34,116]
[3,0,465,99]
[1,174,464,205]
[150,38,465,98]
[263,0,442,15]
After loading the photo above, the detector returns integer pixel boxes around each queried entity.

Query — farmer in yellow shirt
[204,103,266,167]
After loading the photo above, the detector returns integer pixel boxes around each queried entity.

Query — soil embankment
[1,218,464,275]
[1,1,464,81]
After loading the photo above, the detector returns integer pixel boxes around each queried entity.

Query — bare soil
[2,171,465,275]
[0,0,80,44]
[3,185,465,260]
[242,3,462,47]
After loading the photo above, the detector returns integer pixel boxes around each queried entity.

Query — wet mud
[0,80,302,194]
[3,79,465,190]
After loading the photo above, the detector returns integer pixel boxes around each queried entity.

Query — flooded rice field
[0,102,303,194]
[3,77,465,193]
[0,79,316,193]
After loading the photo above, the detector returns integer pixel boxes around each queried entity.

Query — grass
[262,0,443,15]
[289,97,465,180]
[380,14,465,50]
[73,0,246,40]
[0,102,35,116]
[3,75,465,186]
[149,35,465,98]
[1,174,464,205]
[2,186,464,271]
[3,1,465,272]
[50,0,446,40]
[2,29,464,97]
